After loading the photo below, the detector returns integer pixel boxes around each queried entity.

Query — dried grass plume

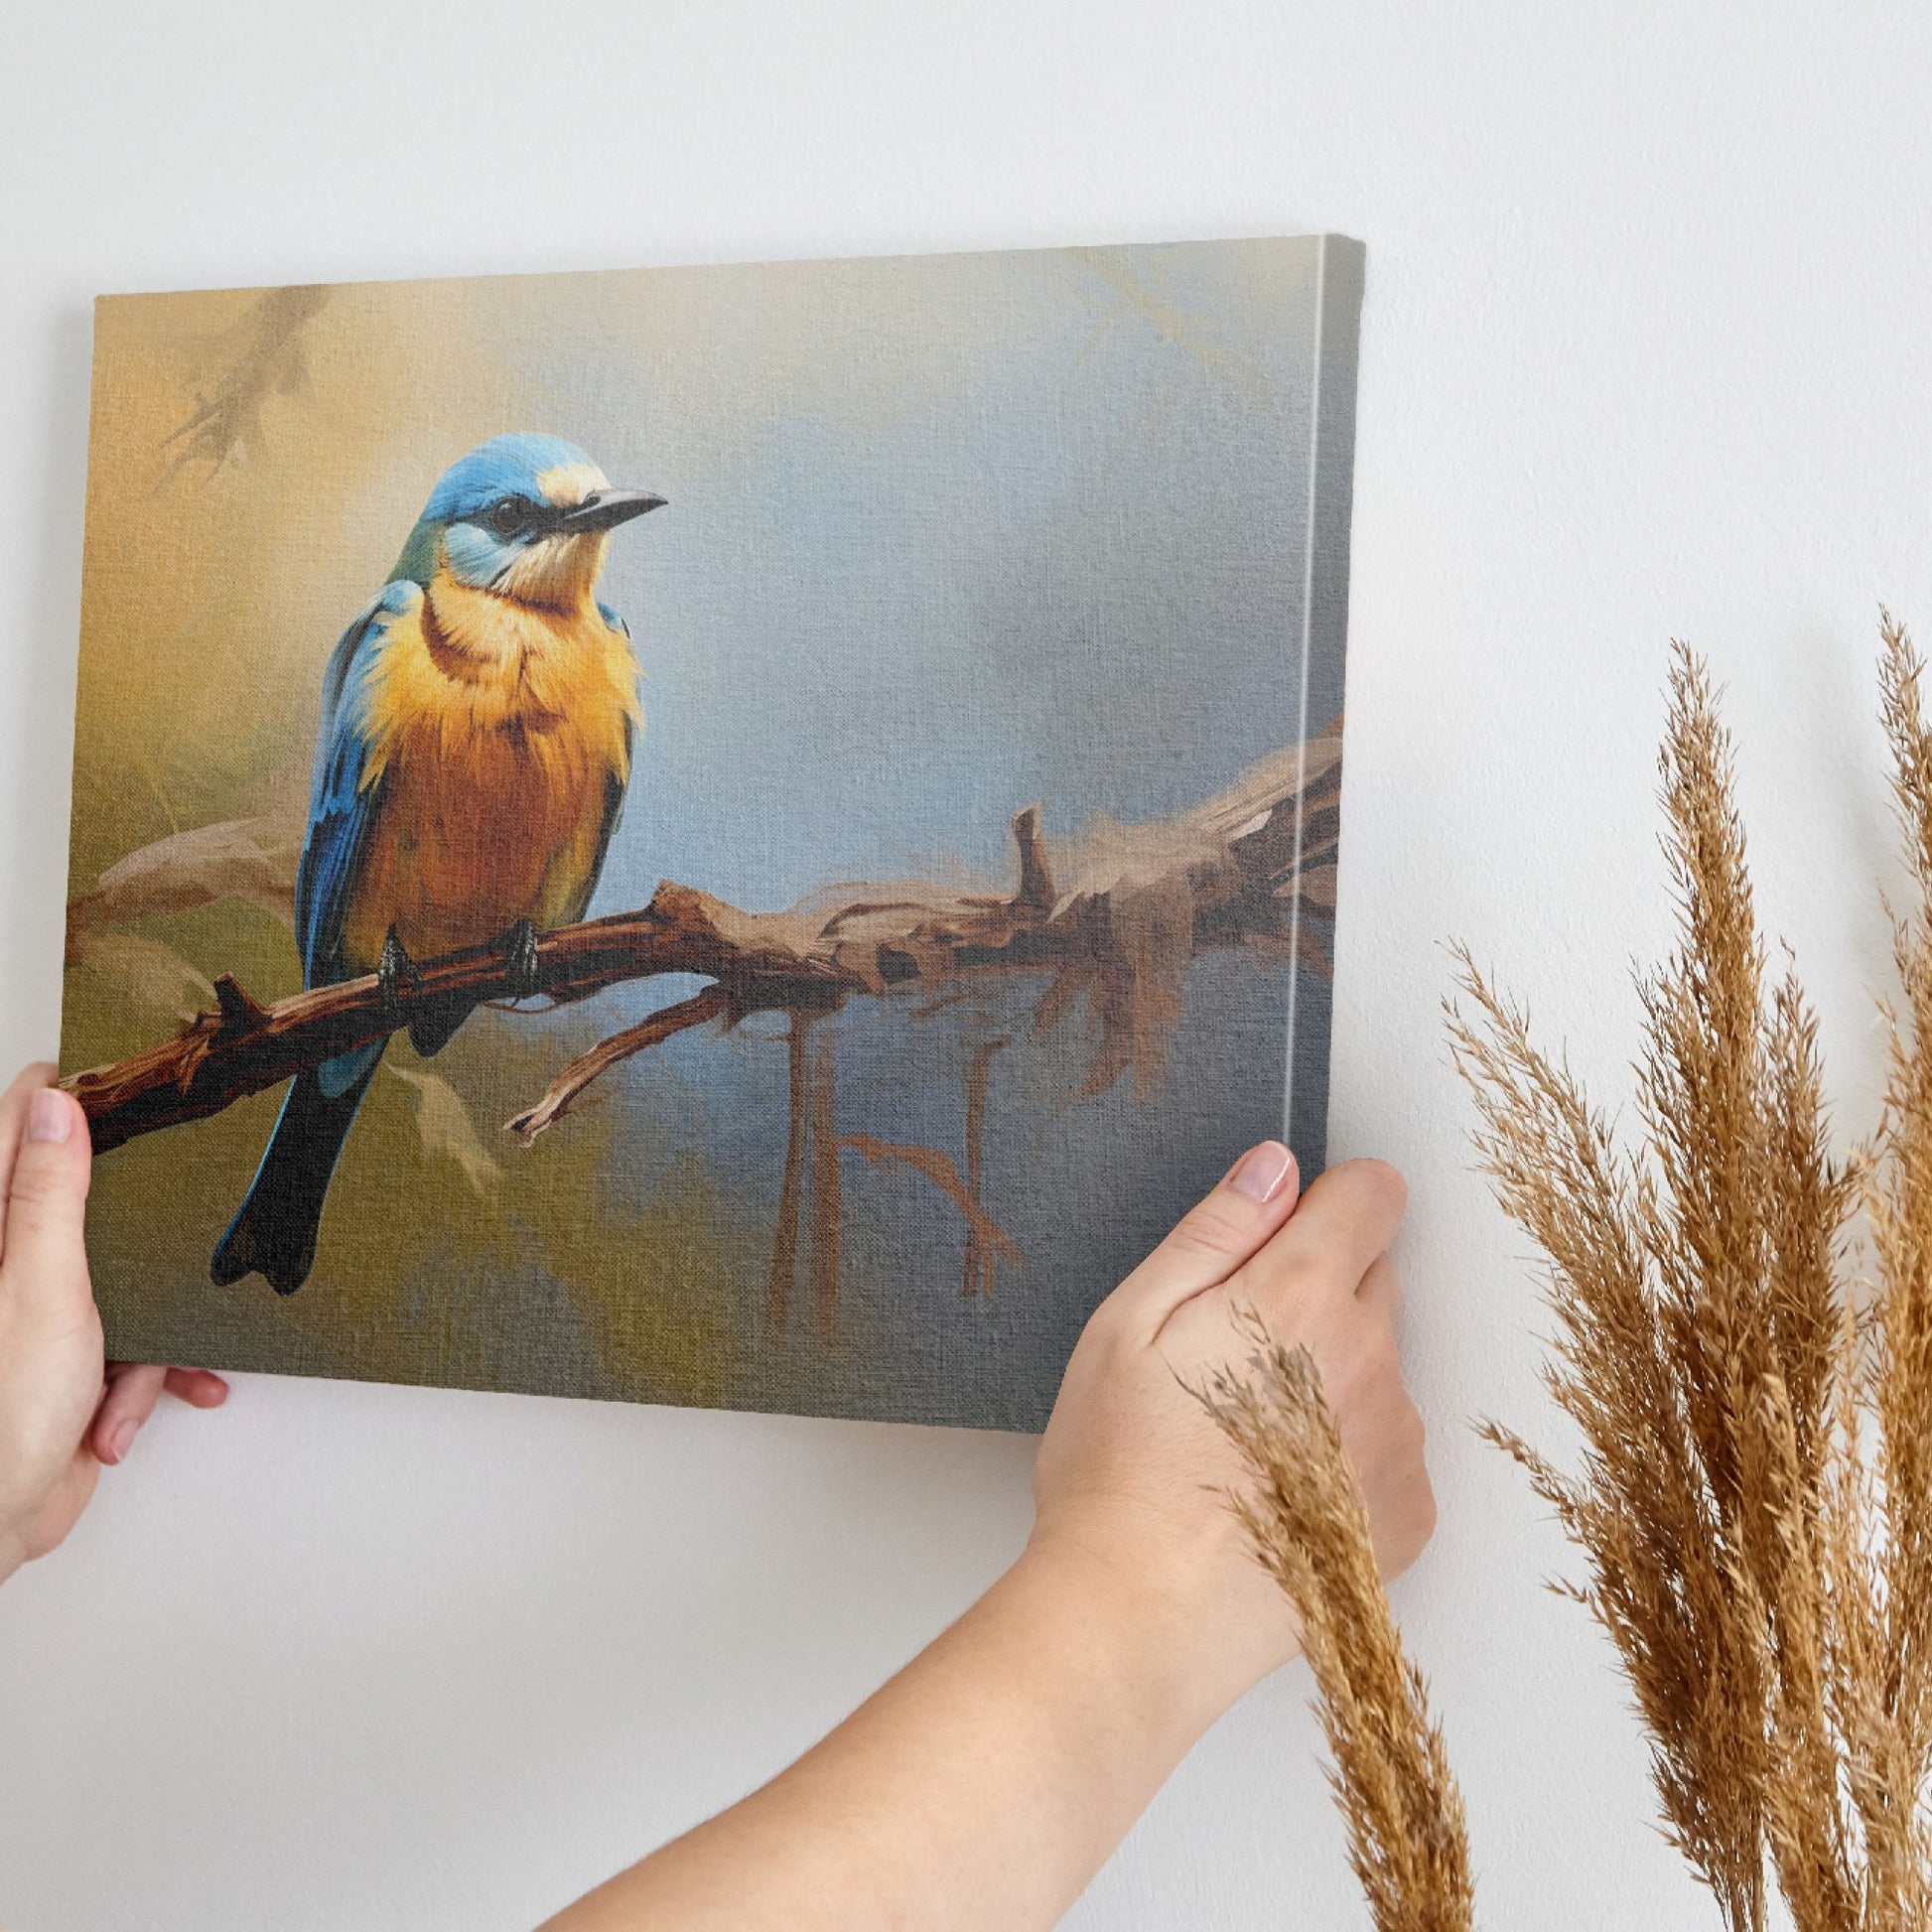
[1449,618,1932,1930]
[1200,1313,1475,1932]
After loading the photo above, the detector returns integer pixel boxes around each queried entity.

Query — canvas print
[60,235,1363,1431]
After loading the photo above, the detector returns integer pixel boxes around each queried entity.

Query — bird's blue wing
[296,583,419,1099]
[295,581,417,984]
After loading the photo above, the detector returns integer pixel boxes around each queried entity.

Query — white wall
[2,3,1927,1924]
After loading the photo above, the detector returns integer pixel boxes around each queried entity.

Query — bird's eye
[490,497,531,536]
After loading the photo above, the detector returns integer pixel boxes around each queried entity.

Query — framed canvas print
[61,234,1364,1431]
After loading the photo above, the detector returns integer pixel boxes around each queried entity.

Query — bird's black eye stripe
[488,495,543,537]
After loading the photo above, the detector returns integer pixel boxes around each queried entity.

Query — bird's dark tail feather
[210,1052,382,1295]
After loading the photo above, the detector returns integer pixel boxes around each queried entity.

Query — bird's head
[398,433,665,609]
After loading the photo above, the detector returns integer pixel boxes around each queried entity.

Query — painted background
[65,239,1350,1428]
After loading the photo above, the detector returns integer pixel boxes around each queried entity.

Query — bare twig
[837,1132,1024,1279]
[808,1017,843,1340]
[504,986,733,1143]
[765,1014,810,1335]
[961,1036,1008,1299]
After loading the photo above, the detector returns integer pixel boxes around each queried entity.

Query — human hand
[0,1063,228,1584]
[541,1146,1433,1932]
[1028,1145,1434,1724]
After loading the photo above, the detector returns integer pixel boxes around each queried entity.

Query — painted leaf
[387,1064,502,1198]
[68,809,304,938]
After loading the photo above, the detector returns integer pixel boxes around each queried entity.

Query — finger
[163,1366,230,1409]
[1105,1142,1301,1337]
[0,1063,61,1262]
[1238,1159,1408,1311]
[2,1083,94,1324]
[92,1363,168,1465]
[1355,1252,1402,1320]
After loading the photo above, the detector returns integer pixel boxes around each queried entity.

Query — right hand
[1028,1145,1435,1721]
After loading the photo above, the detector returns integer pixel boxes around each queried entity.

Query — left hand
[0,1062,228,1584]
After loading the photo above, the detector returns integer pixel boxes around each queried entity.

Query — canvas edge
[1282,233,1365,1180]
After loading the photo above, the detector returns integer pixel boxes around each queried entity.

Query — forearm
[543,1541,1240,1931]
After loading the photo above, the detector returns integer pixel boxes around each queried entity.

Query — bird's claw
[377,927,420,1019]
[501,918,543,1002]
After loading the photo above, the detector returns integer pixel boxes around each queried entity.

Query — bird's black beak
[555,488,667,534]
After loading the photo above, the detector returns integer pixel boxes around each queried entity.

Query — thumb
[2,1083,94,1320]
[1101,1142,1301,1338]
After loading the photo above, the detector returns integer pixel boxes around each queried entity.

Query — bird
[211,433,665,1294]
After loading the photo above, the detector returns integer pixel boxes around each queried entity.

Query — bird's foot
[377,926,421,1020]
[500,918,543,1002]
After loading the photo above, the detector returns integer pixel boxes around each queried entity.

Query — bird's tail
[210,1046,384,1295]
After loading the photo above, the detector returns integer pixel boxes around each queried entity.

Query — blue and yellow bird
[212,433,665,1293]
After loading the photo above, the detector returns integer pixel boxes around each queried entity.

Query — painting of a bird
[211,433,665,1293]
[64,243,1357,1432]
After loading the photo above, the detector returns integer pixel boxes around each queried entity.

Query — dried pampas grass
[1210,619,1932,1931]
[1447,618,1932,1930]
[1200,1314,1475,1932]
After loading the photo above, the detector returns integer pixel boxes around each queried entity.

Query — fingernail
[1229,1142,1294,1203]
[107,1419,137,1463]
[27,1089,72,1145]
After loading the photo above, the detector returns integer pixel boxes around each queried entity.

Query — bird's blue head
[394,433,665,607]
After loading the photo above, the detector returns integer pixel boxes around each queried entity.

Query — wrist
[1008,1524,1290,1748]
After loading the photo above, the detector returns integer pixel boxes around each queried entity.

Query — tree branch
[764,1013,810,1335]
[503,986,733,1143]
[64,721,1342,1155]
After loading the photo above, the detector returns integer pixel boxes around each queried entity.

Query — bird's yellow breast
[341,570,640,970]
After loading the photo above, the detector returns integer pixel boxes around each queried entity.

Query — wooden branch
[65,720,1342,1155]
[807,1017,842,1340]
[503,986,732,1143]
[837,1134,1024,1277]
[1012,805,1054,912]
[764,1014,810,1336]
[961,1036,1008,1299]
[66,883,848,1153]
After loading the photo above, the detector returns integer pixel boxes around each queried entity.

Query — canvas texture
[61,235,1364,1432]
